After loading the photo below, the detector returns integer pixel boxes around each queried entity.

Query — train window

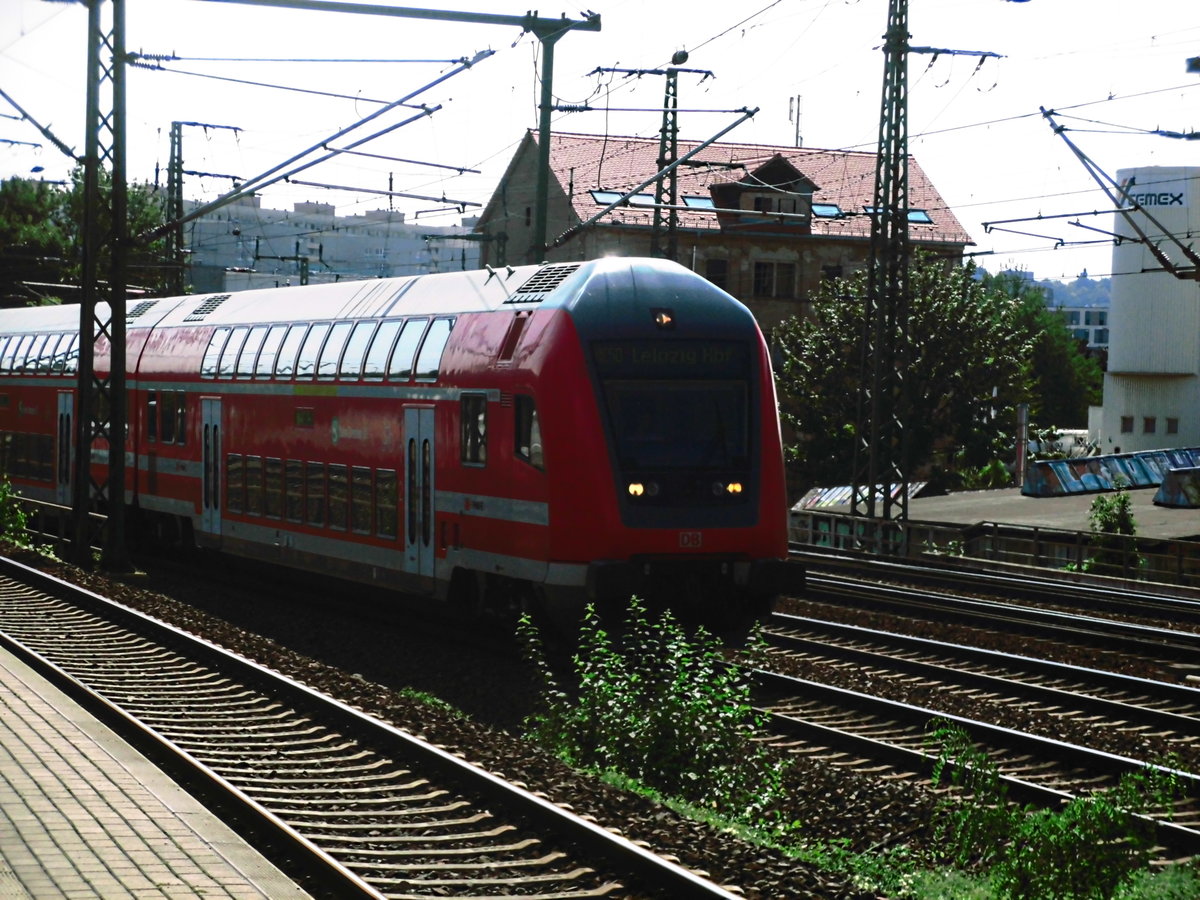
[285,460,304,522]
[294,323,330,380]
[226,454,245,513]
[255,325,288,379]
[218,327,249,379]
[160,391,176,443]
[37,334,64,373]
[413,317,454,382]
[57,334,79,374]
[175,392,187,445]
[201,330,229,378]
[362,320,401,381]
[24,335,49,373]
[327,464,348,530]
[515,395,544,470]
[146,392,158,442]
[245,455,264,516]
[305,462,326,526]
[0,336,11,371]
[10,335,33,372]
[274,324,308,378]
[375,468,398,539]
[406,439,417,542]
[351,466,372,533]
[460,394,487,466]
[339,321,376,380]
[387,318,427,381]
[264,458,283,518]
[317,321,353,380]
[236,326,269,379]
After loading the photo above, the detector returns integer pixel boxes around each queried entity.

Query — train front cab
[530,259,793,617]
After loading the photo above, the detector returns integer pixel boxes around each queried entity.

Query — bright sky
[1,0,1197,283]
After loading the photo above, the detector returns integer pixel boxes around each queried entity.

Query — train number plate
[679,531,703,548]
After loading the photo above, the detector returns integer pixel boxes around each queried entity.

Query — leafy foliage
[927,720,1183,900]
[984,271,1103,429]
[773,257,1034,493]
[518,598,789,825]
[1081,486,1143,576]
[0,477,29,546]
[0,173,169,303]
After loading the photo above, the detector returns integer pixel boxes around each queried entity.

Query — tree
[0,173,170,304]
[985,271,1102,428]
[773,256,1032,494]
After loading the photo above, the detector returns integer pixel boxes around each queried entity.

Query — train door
[55,391,73,505]
[200,397,221,539]
[403,406,435,579]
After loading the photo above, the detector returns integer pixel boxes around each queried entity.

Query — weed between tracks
[518,598,1200,900]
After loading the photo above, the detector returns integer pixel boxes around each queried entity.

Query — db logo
[679,531,703,549]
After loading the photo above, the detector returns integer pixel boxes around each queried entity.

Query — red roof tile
[543,131,972,246]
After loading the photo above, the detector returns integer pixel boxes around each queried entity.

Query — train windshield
[603,381,748,470]
[592,340,752,471]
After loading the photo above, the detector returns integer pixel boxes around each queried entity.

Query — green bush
[0,476,28,546]
[518,597,789,826]
[927,720,1183,900]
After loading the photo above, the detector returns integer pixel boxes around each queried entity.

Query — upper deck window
[273,324,307,378]
[254,325,287,379]
[201,328,230,378]
[387,319,428,381]
[413,317,454,382]
[294,323,331,380]
[339,321,378,379]
[363,320,402,381]
[317,321,353,380]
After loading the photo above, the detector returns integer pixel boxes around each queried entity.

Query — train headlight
[628,482,659,497]
[726,481,743,494]
[629,482,644,496]
[713,481,744,495]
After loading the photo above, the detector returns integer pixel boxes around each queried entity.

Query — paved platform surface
[0,644,311,899]
[905,486,1200,543]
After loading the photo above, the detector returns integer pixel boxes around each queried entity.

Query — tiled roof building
[476,130,972,327]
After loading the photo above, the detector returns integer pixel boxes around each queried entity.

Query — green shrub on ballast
[926,719,1184,900]
[518,597,789,826]
[0,476,28,546]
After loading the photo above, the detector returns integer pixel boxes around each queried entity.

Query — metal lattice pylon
[852,0,911,525]
[73,0,128,569]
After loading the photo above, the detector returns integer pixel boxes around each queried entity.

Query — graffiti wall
[1154,467,1200,508]
[1023,448,1200,505]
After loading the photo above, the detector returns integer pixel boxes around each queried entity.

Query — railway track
[750,660,1200,857]
[0,558,740,900]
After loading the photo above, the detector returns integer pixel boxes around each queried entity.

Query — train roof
[0,258,759,335]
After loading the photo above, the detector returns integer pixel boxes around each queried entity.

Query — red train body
[0,258,793,615]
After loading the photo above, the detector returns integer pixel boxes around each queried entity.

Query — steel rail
[0,555,741,899]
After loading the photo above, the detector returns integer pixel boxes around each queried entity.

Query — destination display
[592,340,750,378]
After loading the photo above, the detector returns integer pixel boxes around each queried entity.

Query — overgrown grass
[518,597,790,829]
[516,605,1199,898]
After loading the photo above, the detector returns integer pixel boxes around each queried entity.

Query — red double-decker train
[0,257,794,618]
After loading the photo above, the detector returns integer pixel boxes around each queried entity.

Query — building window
[1094,328,1109,344]
[1084,310,1107,327]
[1065,311,1080,326]
[1120,416,1134,434]
[1143,417,1156,434]
[753,261,796,299]
[704,259,728,290]
[1166,417,1179,435]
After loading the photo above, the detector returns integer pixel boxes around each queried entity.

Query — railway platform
[0,643,311,899]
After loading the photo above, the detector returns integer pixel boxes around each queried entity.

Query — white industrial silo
[1097,166,1200,453]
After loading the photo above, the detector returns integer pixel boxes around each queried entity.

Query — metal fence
[791,510,1200,588]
